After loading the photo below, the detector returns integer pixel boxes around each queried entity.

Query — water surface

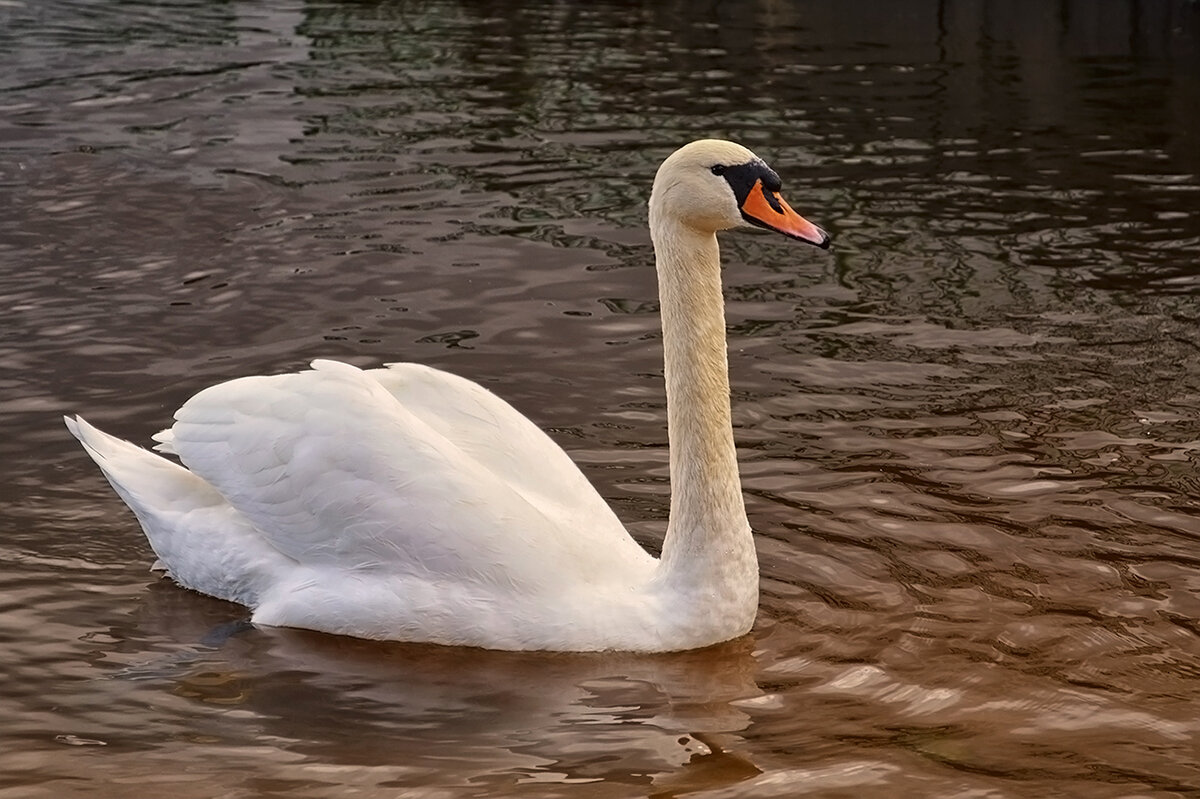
[2,1,1200,796]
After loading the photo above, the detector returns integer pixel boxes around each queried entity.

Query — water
[2,0,1200,796]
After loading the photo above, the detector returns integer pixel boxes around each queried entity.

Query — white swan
[65,139,830,652]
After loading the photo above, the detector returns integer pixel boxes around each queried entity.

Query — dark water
[3,1,1200,796]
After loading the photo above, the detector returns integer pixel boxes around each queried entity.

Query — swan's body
[66,139,829,652]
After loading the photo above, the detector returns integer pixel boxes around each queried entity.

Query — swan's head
[649,139,830,249]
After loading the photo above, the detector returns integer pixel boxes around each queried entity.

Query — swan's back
[160,360,651,588]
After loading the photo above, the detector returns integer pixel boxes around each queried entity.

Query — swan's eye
[710,164,726,176]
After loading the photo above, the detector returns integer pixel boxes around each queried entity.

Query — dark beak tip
[794,228,831,250]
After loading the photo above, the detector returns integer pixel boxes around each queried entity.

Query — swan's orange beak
[740,179,830,249]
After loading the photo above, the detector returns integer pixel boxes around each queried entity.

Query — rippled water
[3,1,1200,796]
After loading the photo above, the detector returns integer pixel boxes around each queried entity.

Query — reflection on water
[2,0,1199,796]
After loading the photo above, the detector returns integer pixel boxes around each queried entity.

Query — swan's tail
[66,415,218,510]
[64,415,278,607]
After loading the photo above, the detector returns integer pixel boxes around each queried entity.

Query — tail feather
[65,415,223,509]
[64,415,284,607]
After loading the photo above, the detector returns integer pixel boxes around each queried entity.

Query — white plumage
[66,139,829,651]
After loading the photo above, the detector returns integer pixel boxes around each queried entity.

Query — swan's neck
[650,218,757,602]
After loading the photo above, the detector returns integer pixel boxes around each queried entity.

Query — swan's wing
[366,362,627,539]
[163,360,649,593]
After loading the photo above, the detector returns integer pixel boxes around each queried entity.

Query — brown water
[3,1,1200,796]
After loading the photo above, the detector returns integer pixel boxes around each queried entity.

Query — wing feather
[164,360,651,595]
[367,362,631,539]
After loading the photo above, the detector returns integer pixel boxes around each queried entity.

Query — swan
[65,139,830,652]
